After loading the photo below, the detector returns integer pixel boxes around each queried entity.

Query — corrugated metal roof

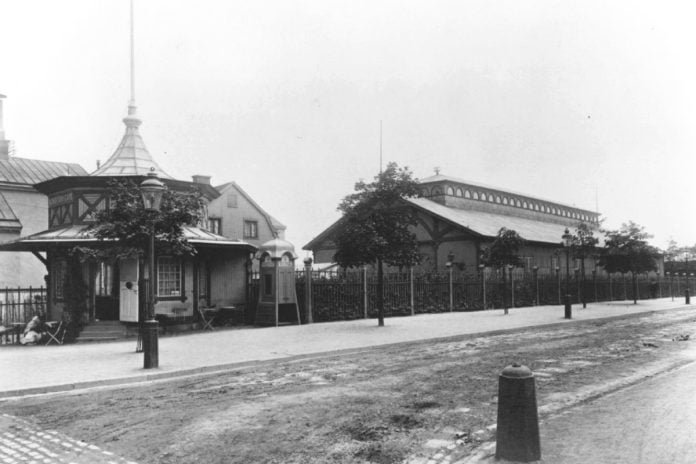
[91,113,172,178]
[0,157,88,185]
[408,197,572,244]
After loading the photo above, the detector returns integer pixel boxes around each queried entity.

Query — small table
[218,306,244,326]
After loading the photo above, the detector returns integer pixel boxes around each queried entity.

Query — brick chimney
[0,94,9,160]
[192,175,211,185]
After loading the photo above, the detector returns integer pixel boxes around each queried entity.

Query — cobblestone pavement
[0,414,136,464]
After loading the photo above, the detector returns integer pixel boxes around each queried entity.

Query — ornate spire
[91,0,171,178]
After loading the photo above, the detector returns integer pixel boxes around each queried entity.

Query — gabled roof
[0,192,21,232]
[215,181,286,232]
[0,223,257,252]
[0,156,88,185]
[303,196,588,251]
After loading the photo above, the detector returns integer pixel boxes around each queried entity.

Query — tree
[598,221,660,304]
[481,227,524,315]
[571,222,599,308]
[81,178,206,260]
[332,162,422,326]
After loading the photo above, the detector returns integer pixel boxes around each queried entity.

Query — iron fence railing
[249,270,694,323]
[0,286,47,324]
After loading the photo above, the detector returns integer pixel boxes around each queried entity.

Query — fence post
[303,258,313,324]
[510,266,515,309]
[363,266,368,319]
[410,267,414,316]
[479,265,486,310]
[447,263,453,312]
[532,266,538,306]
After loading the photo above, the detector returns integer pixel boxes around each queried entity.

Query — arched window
[516,199,521,207]
[432,187,442,196]
[446,186,454,196]
[473,191,479,200]
[465,190,472,199]
[496,196,501,203]
[523,201,528,209]
[481,193,487,201]
[503,197,508,205]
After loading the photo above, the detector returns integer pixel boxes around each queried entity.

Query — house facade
[0,94,88,287]
[304,173,605,275]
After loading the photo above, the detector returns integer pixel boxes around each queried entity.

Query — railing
[250,270,695,324]
[0,287,47,324]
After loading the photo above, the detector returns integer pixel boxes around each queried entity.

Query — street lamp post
[562,228,573,319]
[140,171,165,369]
[479,264,486,310]
[532,266,539,306]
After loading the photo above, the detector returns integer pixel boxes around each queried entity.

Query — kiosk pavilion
[0,99,256,334]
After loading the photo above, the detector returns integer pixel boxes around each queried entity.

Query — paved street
[0,414,136,464]
[539,358,696,464]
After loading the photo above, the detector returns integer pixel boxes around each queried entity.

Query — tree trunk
[633,271,638,305]
[377,258,385,326]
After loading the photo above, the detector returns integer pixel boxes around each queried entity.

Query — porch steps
[76,321,127,343]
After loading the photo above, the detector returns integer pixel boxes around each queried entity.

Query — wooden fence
[250,270,696,323]
[0,287,47,324]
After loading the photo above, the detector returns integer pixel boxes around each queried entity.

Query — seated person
[20,315,46,345]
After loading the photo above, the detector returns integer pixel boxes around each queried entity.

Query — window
[244,220,258,239]
[227,194,238,208]
[53,260,68,300]
[157,257,182,297]
[95,261,114,296]
[208,218,221,235]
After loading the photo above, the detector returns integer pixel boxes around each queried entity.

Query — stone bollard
[495,363,541,462]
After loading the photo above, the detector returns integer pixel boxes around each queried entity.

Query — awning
[0,224,257,253]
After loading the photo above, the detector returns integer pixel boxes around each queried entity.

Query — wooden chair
[197,306,218,331]
[45,321,65,345]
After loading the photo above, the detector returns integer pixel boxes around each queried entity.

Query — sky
[2,0,695,254]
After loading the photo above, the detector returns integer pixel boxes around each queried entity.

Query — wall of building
[207,184,281,248]
[0,188,49,287]
[209,250,247,307]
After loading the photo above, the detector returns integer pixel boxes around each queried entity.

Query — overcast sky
[2,0,695,254]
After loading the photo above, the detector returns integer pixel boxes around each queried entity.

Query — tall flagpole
[130,0,136,107]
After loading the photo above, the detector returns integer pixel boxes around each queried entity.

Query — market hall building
[304,173,602,274]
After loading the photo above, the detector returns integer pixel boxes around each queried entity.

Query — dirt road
[2,308,695,464]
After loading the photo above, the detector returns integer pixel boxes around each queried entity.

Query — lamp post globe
[562,228,573,319]
[140,170,165,369]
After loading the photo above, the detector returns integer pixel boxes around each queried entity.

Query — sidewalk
[0,298,690,398]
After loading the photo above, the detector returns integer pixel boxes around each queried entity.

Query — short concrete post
[496,363,541,462]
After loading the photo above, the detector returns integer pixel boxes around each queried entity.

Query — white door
[119,258,139,322]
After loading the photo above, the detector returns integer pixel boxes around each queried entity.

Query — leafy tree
[481,227,524,314]
[333,162,422,326]
[598,221,660,304]
[571,222,599,308]
[80,178,206,261]
[663,240,696,275]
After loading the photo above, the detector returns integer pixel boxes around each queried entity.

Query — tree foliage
[481,228,524,269]
[82,178,206,260]
[332,162,421,326]
[598,222,659,275]
[333,162,422,269]
[571,222,599,260]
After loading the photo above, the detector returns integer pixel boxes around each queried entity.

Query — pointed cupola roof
[90,102,172,178]
[91,0,171,179]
